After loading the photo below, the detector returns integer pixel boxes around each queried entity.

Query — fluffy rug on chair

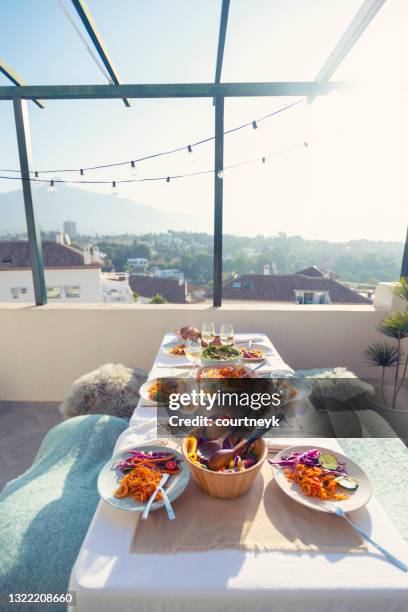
[60,363,147,419]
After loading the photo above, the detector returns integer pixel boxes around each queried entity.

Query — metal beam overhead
[213,96,224,308]
[0,81,348,101]
[0,58,44,109]
[313,0,386,85]
[70,0,130,107]
[401,226,408,279]
[215,0,230,84]
[13,98,47,305]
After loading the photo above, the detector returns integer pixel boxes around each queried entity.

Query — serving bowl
[182,434,267,499]
[200,345,242,367]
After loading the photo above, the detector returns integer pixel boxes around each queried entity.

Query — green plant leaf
[377,310,408,339]
[362,342,402,368]
[393,278,408,302]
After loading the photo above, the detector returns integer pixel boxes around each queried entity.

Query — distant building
[127,257,148,271]
[129,275,186,304]
[63,220,77,240]
[153,268,184,283]
[101,272,134,303]
[0,240,132,303]
[212,270,371,305]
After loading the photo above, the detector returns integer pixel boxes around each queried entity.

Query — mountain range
[0,183,206,235]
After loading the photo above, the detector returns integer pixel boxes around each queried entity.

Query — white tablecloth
[69,334,408,612]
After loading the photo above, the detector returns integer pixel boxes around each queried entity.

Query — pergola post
[213,95,224,307]
[401,226,408,279]
[13,97,47,305]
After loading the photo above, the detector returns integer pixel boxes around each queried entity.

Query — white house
[0,241,132,304]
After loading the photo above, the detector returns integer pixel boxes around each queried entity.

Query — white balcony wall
[0,303,387,402]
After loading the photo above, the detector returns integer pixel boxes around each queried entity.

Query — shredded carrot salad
[114,464,163,503]
[285,464,348,501]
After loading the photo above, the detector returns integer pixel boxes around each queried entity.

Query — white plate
[270,445,372,513]
[162,340,187,356]
[139,378,162,406]
[236,343,272,361]
[98,445,190,512]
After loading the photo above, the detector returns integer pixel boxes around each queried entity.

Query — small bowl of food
[201,344,242,366]
[182,428,267,498]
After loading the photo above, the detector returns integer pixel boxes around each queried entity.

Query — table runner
[131,460,366,554]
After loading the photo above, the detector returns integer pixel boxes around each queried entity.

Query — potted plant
[363,279,408,432]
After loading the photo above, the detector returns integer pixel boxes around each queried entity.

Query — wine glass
[185,338,202,376]
[220,323,234,346]
[201,322,215,347]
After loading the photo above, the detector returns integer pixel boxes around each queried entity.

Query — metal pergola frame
[1,0,401,307]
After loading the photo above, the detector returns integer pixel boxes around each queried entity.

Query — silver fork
[141,473,169,520]
[321,501,407,572]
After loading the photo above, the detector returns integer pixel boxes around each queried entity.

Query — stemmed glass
[185,338,202,377]
[220,323,234,346]
[201,322,215,347]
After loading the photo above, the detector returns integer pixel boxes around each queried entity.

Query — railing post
[13,97,47,305]
[213,95,224,307]
[401,225,408,279]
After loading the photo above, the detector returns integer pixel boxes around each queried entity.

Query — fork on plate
[320,501,407,572]
[141,473,175,521]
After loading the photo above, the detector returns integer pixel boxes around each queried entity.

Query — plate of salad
[201,345,242,365]
[237,343,272,361]
[270,445,372,513]
[98,445,190,512]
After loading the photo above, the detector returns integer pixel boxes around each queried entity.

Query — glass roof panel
[222,0,362,81]
[0,0,369,87]
[332,0,408,85]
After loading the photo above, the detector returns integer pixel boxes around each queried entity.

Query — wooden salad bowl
[182,435,267,499]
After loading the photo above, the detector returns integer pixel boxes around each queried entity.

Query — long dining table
[69,332,408,612]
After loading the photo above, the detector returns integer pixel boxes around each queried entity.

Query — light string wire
[0,98,305,177]
[0,140,313,186]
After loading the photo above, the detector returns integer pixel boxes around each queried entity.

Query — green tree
[150,293,166,304]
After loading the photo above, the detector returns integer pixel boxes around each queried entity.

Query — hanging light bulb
[166,176,171,183]
[252,120,258,130]
[187,144,197,163]
[261,157,266,164]
[303,142,309,148]
[217,170,224,179]
[130,161,138,176]
[112,180,119,196]
[34,171,40,187]
[80,168,84,176]
[48,179,56,193]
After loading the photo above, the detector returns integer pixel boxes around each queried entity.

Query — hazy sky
[1,0,407,241]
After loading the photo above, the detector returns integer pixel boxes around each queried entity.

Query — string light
[130,161,138,176]
[112,180,118,196]
[80,168,84,176]
[0,98,305,177]
[0,140,314,188]
[48,179,56,193]
[187,144,197,163]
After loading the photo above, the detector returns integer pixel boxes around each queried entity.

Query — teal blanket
[0,414,128,611]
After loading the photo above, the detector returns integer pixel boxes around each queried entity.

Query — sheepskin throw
[60,363,147,419]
